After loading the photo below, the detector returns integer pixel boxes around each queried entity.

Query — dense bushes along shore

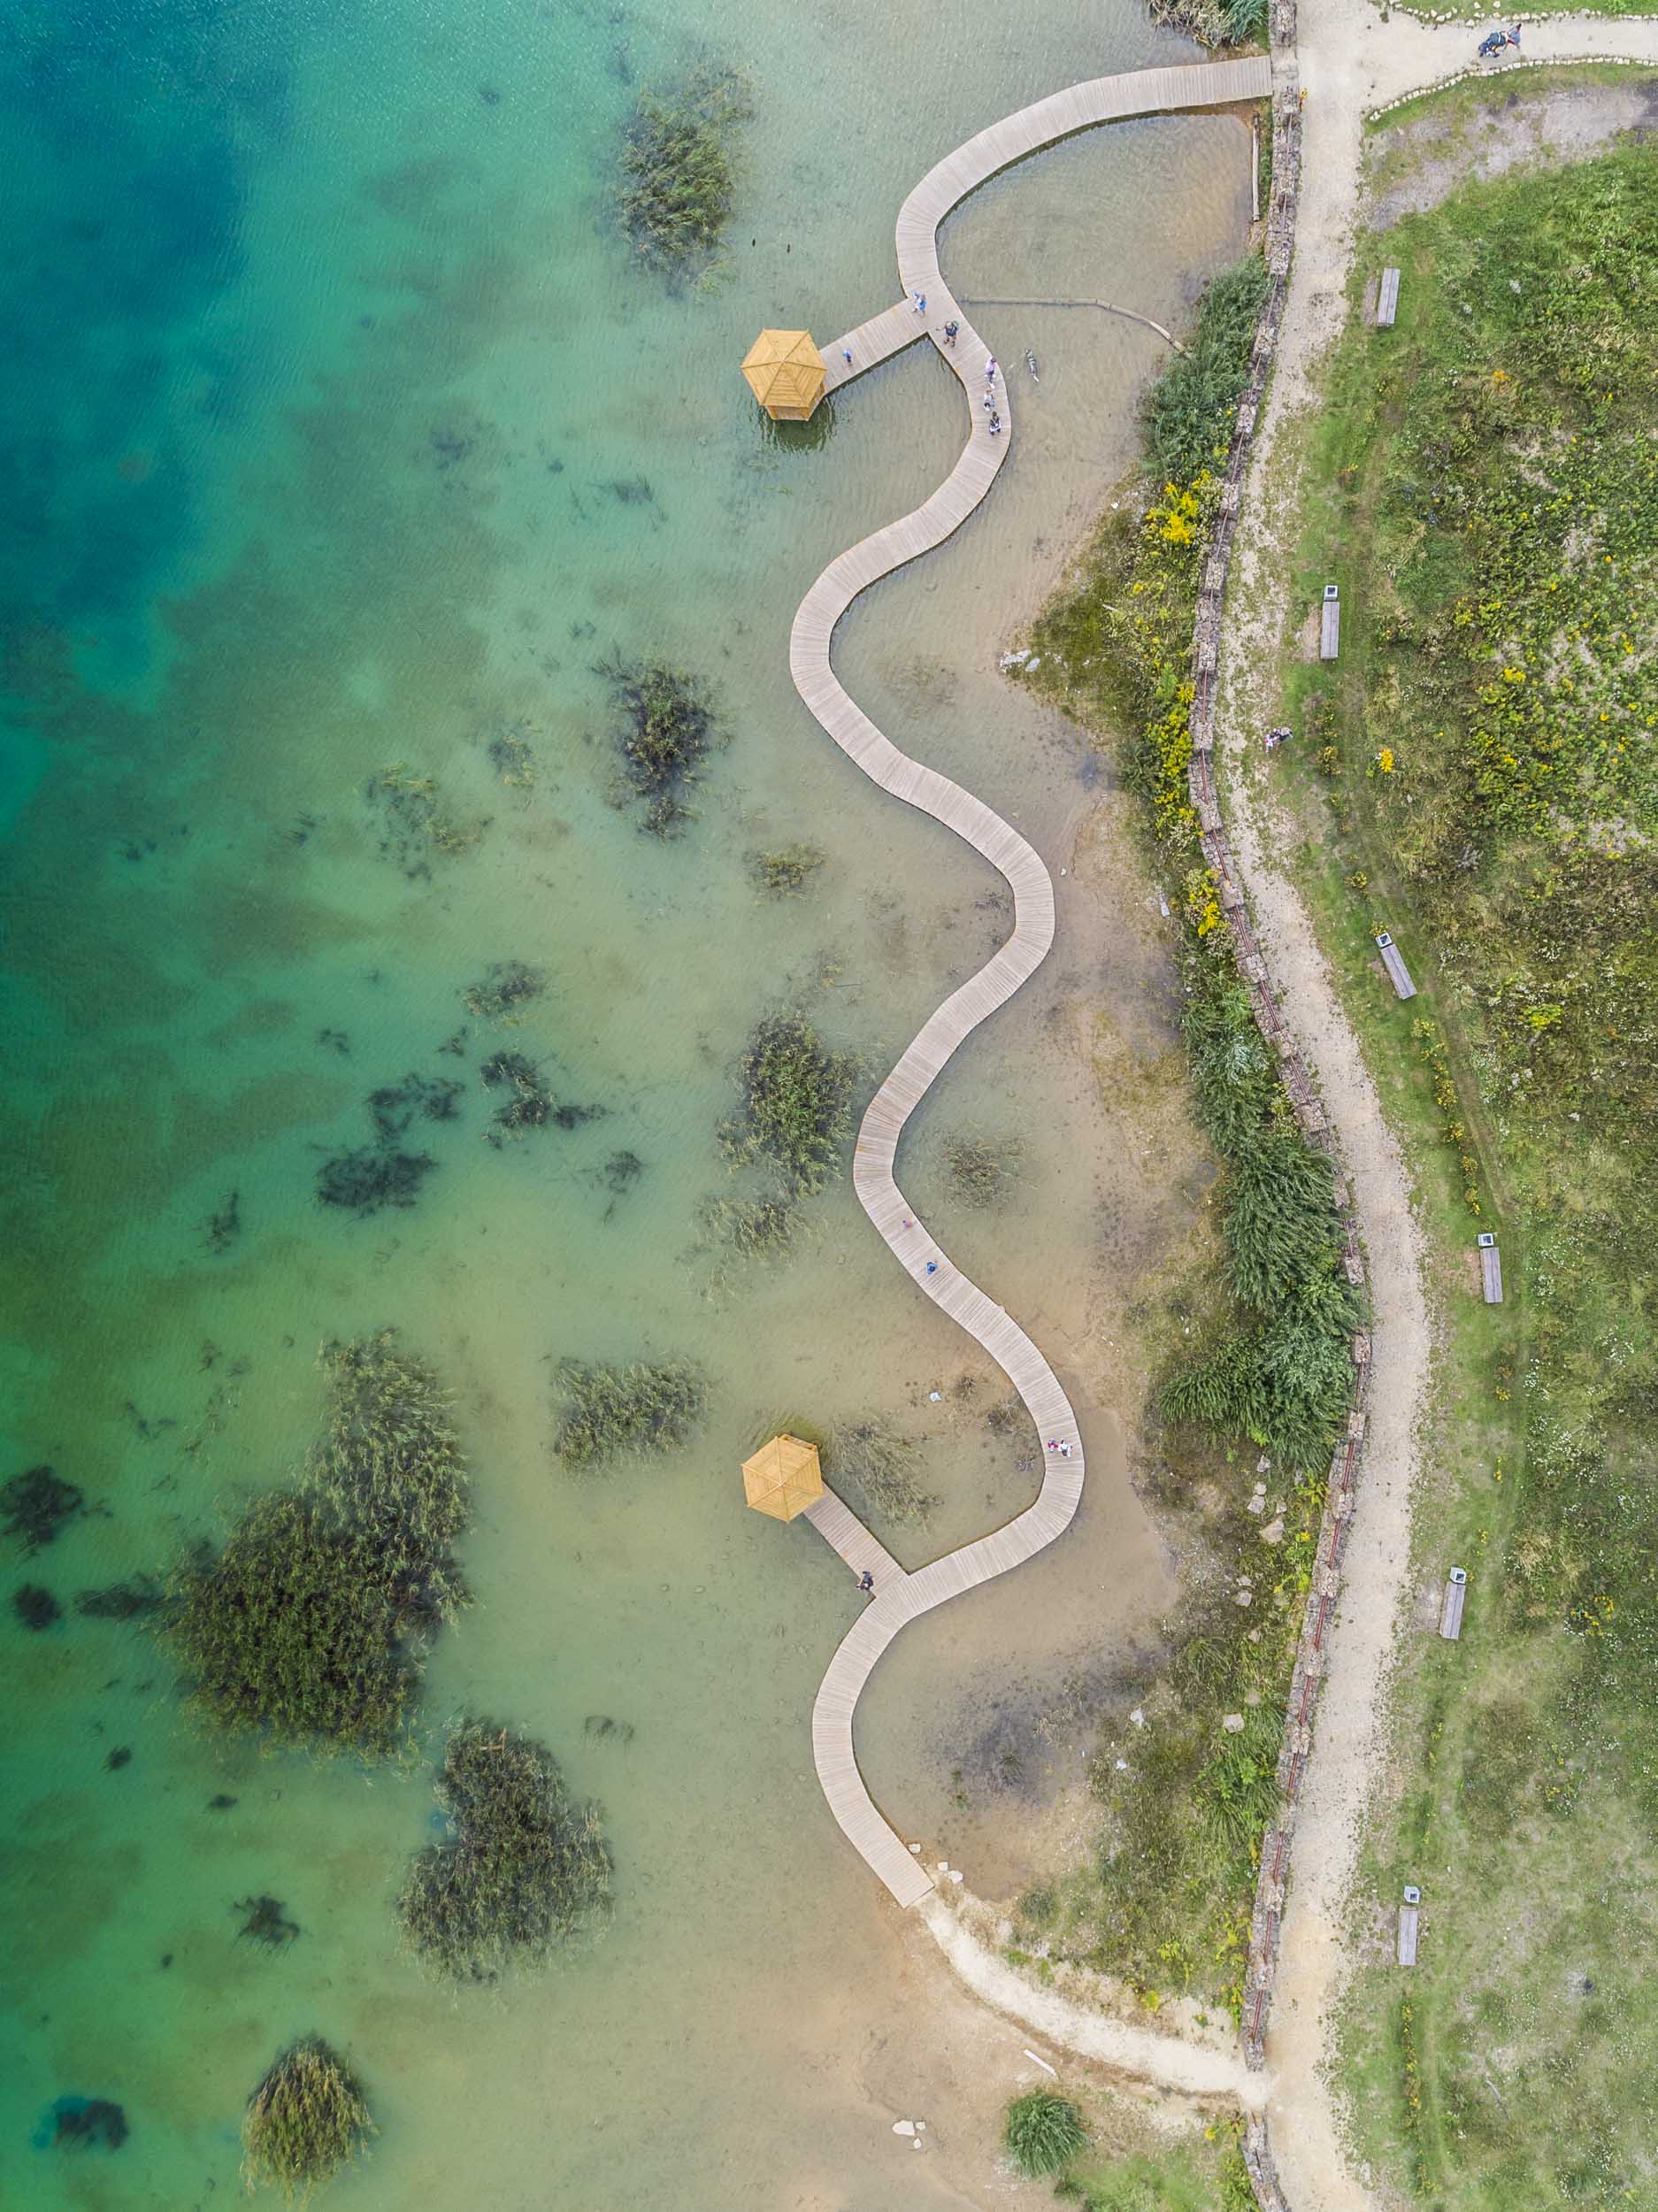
[1007,243,1340,2008]
[1025,251,1355,1487]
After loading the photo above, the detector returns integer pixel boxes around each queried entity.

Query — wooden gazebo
[741,330,826,421]
[741,1433,825,1521]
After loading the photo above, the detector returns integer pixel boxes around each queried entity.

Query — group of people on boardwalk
[892,302,1002,434]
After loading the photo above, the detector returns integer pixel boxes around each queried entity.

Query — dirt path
[920,1898,1268,2108]
[1220,14,1658,2212]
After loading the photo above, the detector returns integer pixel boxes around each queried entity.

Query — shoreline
[785,45,1270,1916]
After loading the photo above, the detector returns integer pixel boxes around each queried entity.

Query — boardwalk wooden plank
[787,53,1270,1906]
[802,1490,904,1587]
[822,301,927,391]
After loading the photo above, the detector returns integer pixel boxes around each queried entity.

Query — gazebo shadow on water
[741,328,836,449]
[756,402,836,453]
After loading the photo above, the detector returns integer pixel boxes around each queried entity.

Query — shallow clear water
[0,0,1249,2202]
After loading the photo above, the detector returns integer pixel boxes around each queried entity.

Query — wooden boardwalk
[789,53,1272,1910]
[802,1488,904,1589]
[822,299,925,392]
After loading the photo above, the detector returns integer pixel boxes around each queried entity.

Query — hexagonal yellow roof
[741,330,825,421]
[741,1432,824,1520]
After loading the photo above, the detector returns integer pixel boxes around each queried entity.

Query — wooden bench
[1320,582,1340,660]
[1377,267,1401,328]
[1439,1568,1467,1641]
[1375,931,1416,1001]
[1478,1232,1503,1303]
[1398,1886,1421,1967]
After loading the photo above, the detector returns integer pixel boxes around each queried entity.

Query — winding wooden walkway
[789,54,1271,1909]
[802,1489,903,1589]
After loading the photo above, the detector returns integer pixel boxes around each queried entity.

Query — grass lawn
[1259,112,1658,2207]
[1039,2099,1256,2211]
[1363,60,1658,156]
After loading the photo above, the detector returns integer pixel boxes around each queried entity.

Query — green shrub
[942,1133,1025,1210]
[1,1463,83,1551]
[464,961,544,1020]
[1219,2128,1261,2212]
[1223,1135,1342,1308]
[1199,1704,1285,1855]
[165,1496,414,1754]
[479,1049,560,1141]
[826,1419,939,1526]
[701,1193,797,1259]
[619,68,752,273]
[1160,948,1359,1472]
[1017,1883,1059,1932]
[14,1583,59,1630]
[312,1332,469,1574]
[1005,2090,1089,2177]
[1163,1268,1357,1469]
[363,764,485,874]
[1147,257,1269,484]
[1183,972,1276,1152]
[315,1146,437,1216]
[1148,0,1268,41]
[601,657,721,835]
[241,2038,373,2201]
[721,1014,857,1195]
[552,1357,707,1469]
[749,843,825,895]
[160,1334,468,1755]
[398,1719,611,1980]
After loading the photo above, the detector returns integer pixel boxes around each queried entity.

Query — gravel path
[1221,14,1658,2212]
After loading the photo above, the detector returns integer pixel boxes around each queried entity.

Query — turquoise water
[0,0,1251,2202]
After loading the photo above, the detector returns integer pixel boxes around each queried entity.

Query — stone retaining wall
[1179,0,1384,2102]
[1244,2117,1292,2212]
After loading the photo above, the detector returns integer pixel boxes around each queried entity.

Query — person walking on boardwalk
[943,319,959,346]
[860,1569,875,1594]
[985,354,998,384]
[913,290,927,314]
